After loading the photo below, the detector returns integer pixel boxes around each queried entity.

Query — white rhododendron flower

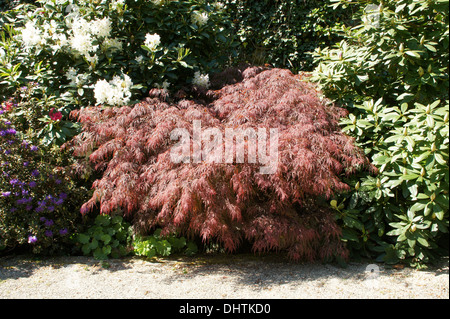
[191,11,209,27]
[65,67,89,86]
[94,74,133,106]
[111,0,125,10]
[102,37,123,52]
[144,33,161,51]
[192,71,210,88]
[91,17,112,38]
[135,55,144,64]
[70,32,94,56]
[21,21,43,48]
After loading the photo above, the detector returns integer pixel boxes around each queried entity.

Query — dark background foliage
[221,0,358,71]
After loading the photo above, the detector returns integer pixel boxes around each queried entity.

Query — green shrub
[133,229,198,259]
[311,0,449,267]
[75,214,132,260]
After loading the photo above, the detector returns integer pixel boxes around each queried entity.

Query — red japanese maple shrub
[67,67,375,261]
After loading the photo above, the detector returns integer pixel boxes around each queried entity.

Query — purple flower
[55,179,62,185]
[47,206,55,212]
[25,205,33,211]
[23,161,29,167]
[55,198,64,206]
[44,230,53,237]
[59,228,68,236]
[35,206,44,213]
[30,145,38,151]
[28,235,37,244]
[44,219,54,227]
[59,192,67,199]
[29,181,37,188]
[31,169,39,177]
[40,216,47,222]
[5,128,16,135]
[2,191,11,197]
[10,178,19,185]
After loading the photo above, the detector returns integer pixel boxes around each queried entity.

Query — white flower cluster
[65,67,89,87]
[67,16,121,64]
[21,21,44,48]
[19,12,122,66]
[191,11,209,27]
[111,0,126,11]
[213,2,224,10]
[94,74,133,106]
[144,33,161,52]
[192,71,210,88]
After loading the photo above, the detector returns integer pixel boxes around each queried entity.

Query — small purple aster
[44,219,54,227]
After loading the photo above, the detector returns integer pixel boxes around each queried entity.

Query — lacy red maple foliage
[67,67,375,261]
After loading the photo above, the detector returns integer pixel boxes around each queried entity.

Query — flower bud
[426,104,431,114]
[418,67,424,77]
[355,181,360,191]
[444,113,448,123]
[411,224,417,232]
[431,142,437,152]
[420,35,425,45]
[376,178,381,188]
[427,64,432,73]
[430,193,436,202]
[420,167,426,177]
[403,127,408,136]
[399,43,404,53]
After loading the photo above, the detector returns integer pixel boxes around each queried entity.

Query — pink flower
[2,102,13,111]
[49,108,62,121]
